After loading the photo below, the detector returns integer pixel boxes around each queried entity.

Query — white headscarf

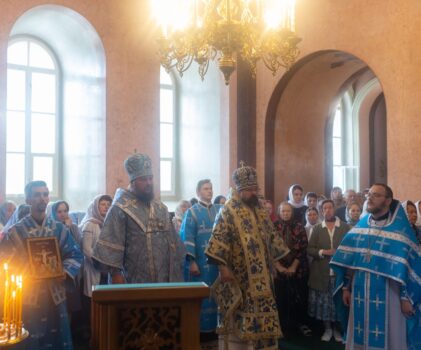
[414,200,421,227]
[288,184,305,208]
[79,194,112,229]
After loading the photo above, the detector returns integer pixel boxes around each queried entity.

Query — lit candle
[3,264,8,328]
[17,276,22,335]
[11,291,15,330]
[10,275,15,329]
[3,263,9,327]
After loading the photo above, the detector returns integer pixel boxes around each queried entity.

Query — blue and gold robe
[331,201,421,350]
[205,190,289,350]
[180,201,222,332]
[5,215,83,350]
[93,188,185,283]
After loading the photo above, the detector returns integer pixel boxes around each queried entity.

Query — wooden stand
[91,282,209,350]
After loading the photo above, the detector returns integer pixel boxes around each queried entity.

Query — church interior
[0,1,420,350]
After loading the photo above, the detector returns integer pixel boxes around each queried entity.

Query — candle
[11,291,15,330]
[1,267,24,341]
[3,264,8,327]
[17,276,22,335]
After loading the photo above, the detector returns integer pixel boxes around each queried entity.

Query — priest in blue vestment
[330,184,421,350]
[4,180,83,350]
[180,179,222,335]
[93,153,185,284]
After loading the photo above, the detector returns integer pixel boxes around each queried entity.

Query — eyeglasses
[365,192,385,199]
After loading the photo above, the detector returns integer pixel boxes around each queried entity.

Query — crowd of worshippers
[0,154,420,350]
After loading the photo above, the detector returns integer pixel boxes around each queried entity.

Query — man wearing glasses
[330,183,421,350]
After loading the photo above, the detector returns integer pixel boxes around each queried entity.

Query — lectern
[91,282,209,350]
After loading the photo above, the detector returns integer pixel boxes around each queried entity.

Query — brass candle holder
[0,264,28,346]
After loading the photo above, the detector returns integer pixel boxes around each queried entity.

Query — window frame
[330,91,359,192]
[159,67,178,199]
[5,36,62,201]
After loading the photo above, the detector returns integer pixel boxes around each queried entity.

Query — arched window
[160,66,177,197]
[332,92,359,191]
[6,38,60,199]
[332,102,344,188]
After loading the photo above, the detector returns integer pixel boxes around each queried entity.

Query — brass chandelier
[151,0,301,85]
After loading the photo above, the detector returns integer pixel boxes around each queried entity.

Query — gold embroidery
[97,239,125,251]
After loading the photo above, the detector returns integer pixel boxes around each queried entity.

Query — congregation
[0,153,420,350]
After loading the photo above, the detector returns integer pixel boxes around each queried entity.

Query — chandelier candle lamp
[151,0,301,84]
[0,263,28,346]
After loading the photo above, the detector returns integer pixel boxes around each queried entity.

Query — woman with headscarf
[274,201,311,338]
[345,202,362,227]
[304,192,318,210]
[263,199,277,223]
[80,194,112,298]
[0,201,16,230]
[51,200,82,245]
[51,200,83,323]
[330,186,344,209]
[288,184,308,225]
[172,199,191,234]
[213,195,226,205]
[415,200,421,230]
[1,204,31,242]
[402,200,421,244]
[305,207,321,241]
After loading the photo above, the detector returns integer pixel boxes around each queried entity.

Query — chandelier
[151,0,301,85]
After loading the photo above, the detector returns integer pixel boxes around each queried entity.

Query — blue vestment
[93,188,185,283]
[6,215,83,350]
[331,202,421,350]
[180,202,221,332]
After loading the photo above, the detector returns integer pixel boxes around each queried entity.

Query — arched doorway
[264,50,386,204]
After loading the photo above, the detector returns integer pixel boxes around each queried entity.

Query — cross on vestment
[370,325,385,340]
[199,221,207,231]
[370,294,385,310]
[340,250,353,259]
[355,291,364,307]
[409,249,418,260]
[363,252,372,263]
[355,322,363,336]
[389,259,400,271]
[376,237,390,250]
[353,235,366,247]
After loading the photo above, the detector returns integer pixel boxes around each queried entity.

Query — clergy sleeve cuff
[186,254,195,261]
[207,256,225,266]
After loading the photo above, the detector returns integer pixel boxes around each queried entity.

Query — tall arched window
[160,66,177,197]
[332,103,344,189]
[332,92,359,191]
[6,38,59,199]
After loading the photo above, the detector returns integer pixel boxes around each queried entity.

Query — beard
[137,191,154,203]
[242,194,259,208]
[366,201,384,214]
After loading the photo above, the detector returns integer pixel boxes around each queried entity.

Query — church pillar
[235,58,256,168]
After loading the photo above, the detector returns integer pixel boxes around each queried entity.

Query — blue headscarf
[50,200,69,223]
